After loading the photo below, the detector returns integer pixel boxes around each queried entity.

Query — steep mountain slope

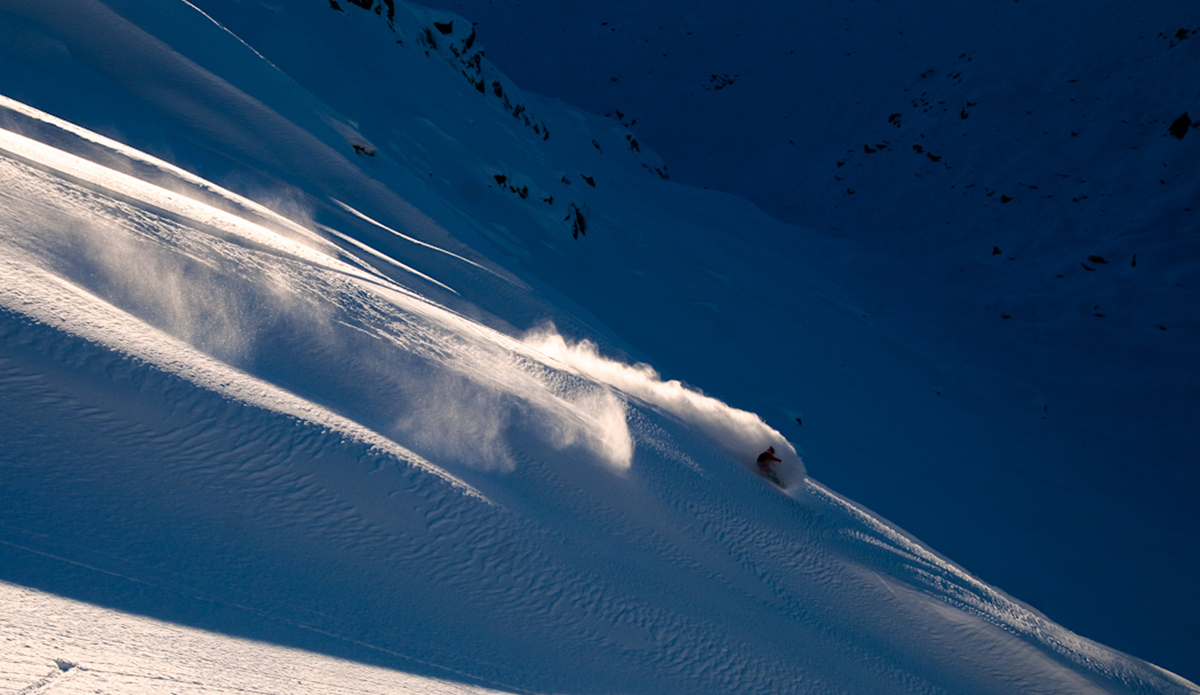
[0,1,1195,693]
[425,0,1200,677]
[0,118,1188,693]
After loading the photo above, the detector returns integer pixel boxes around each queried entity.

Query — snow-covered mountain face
[431,0,1200,678]
[0,1,1196,693]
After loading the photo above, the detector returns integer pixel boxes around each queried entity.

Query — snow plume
[0,153,332,369]
[523,327,806,483]
[0,123,632,477]
[374,299,635,473]
[494,360,635,473]
[389,349,633,473]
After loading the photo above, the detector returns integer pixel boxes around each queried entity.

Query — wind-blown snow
[525,326,804,484]
[0,116,632,477]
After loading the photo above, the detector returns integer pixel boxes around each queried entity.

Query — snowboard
[759,468,784,488]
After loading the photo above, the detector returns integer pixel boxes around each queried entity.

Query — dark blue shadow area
[0,543,427,678]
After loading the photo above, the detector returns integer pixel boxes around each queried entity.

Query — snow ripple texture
[0,38,1194,695]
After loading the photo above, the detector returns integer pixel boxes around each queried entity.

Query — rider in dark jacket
[756,446,782,485]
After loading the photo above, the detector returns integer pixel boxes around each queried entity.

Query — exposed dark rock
[1087,255,1109,264]
[1168,112,1191,140]
[434,20,454,34]
[344,0,394,21]
[642,163,669,179]
[705,73,741,91]
[567,204,587,238]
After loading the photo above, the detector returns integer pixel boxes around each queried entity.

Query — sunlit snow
[0,1,1195,694]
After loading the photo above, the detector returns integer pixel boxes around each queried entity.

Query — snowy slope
[0,109,1157,693]
[419,0,1200,678]
[0,1,1196,693]
[1,582,499,695]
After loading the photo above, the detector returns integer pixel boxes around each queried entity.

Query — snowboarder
[756,446,783,487]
